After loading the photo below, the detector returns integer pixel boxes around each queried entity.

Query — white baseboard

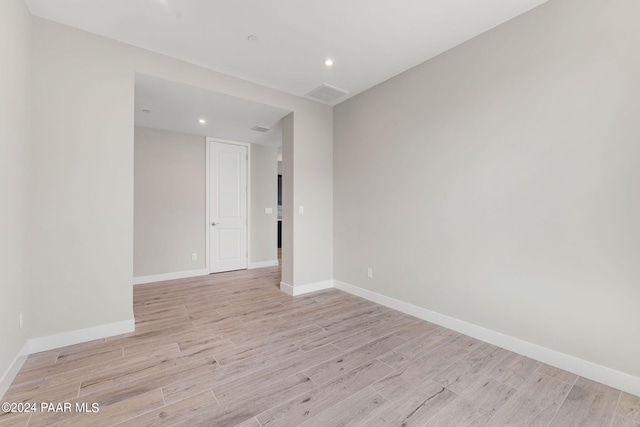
[249,260,279,269]
[280,281,294,295]
[133,269,209,285]
[280,280,334,296]
[0,342,29,401]
[29,319,135,354]
[333,280,640,398]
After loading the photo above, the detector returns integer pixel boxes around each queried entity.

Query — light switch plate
[265,207,273,214]
[298,206,305,215]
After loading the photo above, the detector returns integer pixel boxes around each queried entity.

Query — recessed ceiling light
[247,35,258,43]
[324,58,334,67]
[198,119,206,124]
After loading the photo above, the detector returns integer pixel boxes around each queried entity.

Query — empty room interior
[1,0,639,426]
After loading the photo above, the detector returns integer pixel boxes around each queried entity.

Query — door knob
[211,222,219,226]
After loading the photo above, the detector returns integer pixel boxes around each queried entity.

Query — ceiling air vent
[251,125,270,132]
[305,84,348,104]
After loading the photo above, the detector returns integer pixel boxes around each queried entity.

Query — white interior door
[208,140,248,273]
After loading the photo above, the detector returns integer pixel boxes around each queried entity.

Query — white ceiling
[135,74,290,146]
[25,0,548,106]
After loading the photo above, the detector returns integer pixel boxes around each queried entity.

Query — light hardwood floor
[1,264,639,426]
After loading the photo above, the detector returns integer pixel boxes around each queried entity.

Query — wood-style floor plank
[304,334,405,385]
[426,377,516,426]
[1,263,634,426]
[617,392,640,423]
[485,352,541,390]
[0,413,30,427]
[212,344,342,404]
[256,360,392,427]
[371,341,468,401]
[297,387,386,427]
[548,377,620,427]
[433,343,511,394]
[113,390,218,426]
[369,379,457,426]
[486,370,573,426]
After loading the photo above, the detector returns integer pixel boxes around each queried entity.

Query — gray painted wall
[281,114,294,285]
[0,0,31,395]
[134,126,206,276]
[334,0,640,378]
[249,143,278,265]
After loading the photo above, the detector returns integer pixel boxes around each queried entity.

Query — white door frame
[205,137,251,274]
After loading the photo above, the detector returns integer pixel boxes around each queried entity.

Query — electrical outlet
[367,268,373,278]
[19,311,23,329]
[265,207,273,214]
[191,253,197,261]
